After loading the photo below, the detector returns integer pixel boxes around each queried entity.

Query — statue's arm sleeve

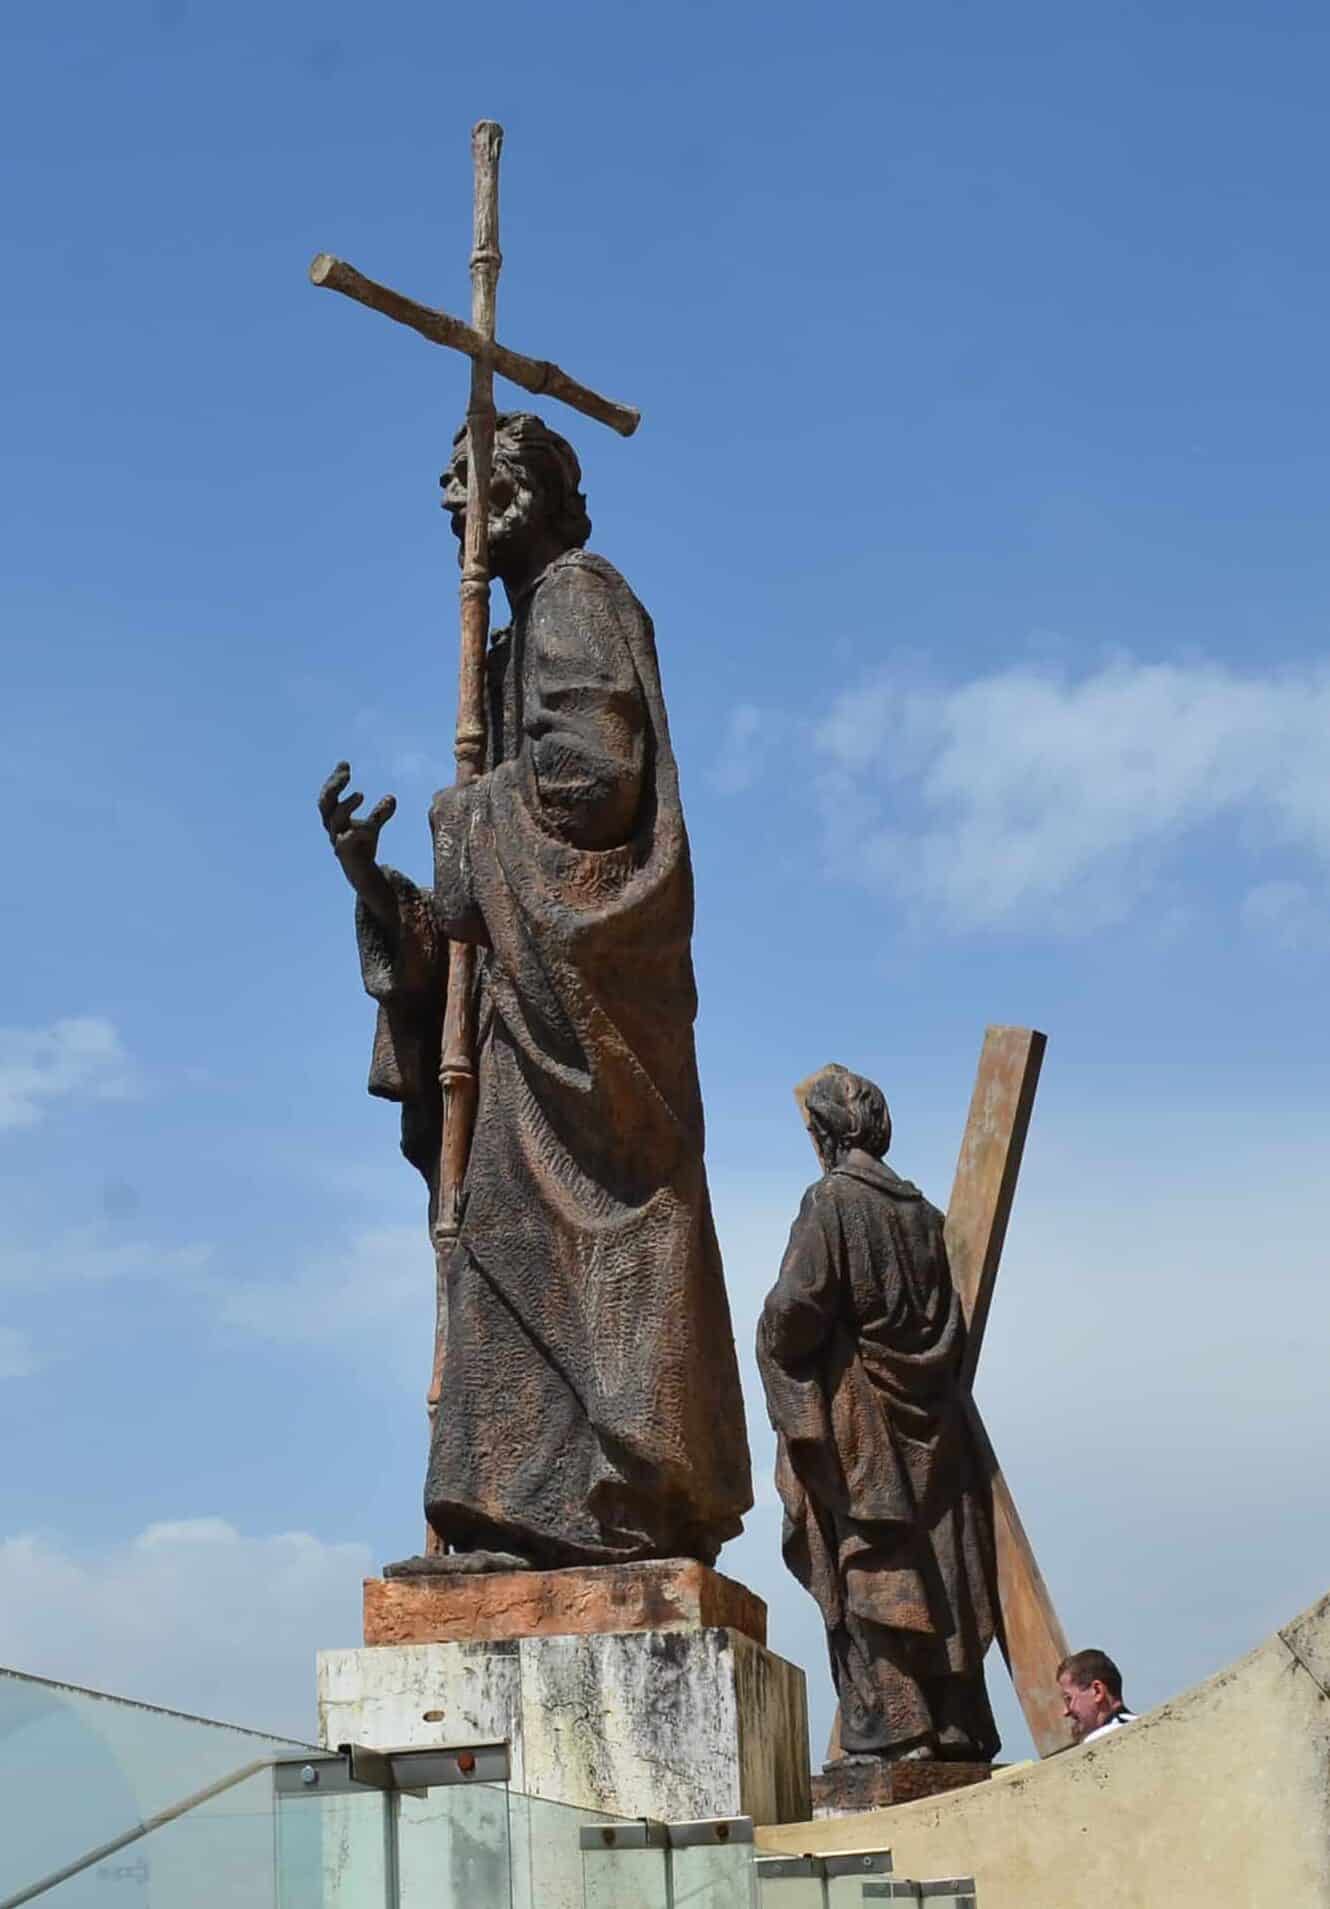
[520,564,647,849]
[355,866,447,1105]
[759,1188,840,1366]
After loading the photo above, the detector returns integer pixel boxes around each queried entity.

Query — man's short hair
[1057,1649,1123,1700]
[798,1063,892,1160]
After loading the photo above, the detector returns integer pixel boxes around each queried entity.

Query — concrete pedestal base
[812,1759,991,1819]
[318,1624,810,1824]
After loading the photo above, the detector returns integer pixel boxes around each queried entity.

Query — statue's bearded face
[441,439,545,567]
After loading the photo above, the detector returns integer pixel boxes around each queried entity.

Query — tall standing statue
[756,1064,999,1762]
[319,412,752,1571]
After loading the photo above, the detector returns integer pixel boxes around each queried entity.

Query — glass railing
[0,1665,313,1909]
[0,1667,976,1909]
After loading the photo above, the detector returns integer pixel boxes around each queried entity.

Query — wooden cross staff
[310,122,638,1547]
[947,1026,1072,1756]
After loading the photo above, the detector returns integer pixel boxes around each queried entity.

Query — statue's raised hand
[318,761,397,899]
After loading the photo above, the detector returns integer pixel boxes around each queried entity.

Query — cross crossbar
[309,253,640,439]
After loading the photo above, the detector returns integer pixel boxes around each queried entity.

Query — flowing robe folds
[355,549,752,1566]
[757,1160,999,1760]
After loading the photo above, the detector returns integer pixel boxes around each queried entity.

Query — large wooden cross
[947,1025,1071,1756]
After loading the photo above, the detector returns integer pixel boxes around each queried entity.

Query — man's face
[806,1118,840,1174]
[1058,1672,1112,1741]
[440,440,542,566]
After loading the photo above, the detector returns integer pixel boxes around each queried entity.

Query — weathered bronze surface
[319,413,753,1569]
[756,1064,1000,1763]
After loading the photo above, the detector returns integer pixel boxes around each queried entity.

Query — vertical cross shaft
[944,1027,1072,1756]
[427,122,504,1548]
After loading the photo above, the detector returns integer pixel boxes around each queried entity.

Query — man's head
[1057,1649,1126,1741]
[440,411,591,582]
[795,1064,891,1172]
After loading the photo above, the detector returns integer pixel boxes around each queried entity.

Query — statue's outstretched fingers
[318,762,352,824]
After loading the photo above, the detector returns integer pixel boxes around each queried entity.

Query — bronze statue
[756,1064,999,1762]
[319,413,752,1572]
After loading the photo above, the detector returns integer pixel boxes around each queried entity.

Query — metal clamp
[825,1851,893,1879]
[274,1740,510,1797]
[756,1855,826,1880]
[578,1819,670,1851]
[666,1817,755,1847]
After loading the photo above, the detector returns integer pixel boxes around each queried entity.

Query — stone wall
[757,1589,1330,1909]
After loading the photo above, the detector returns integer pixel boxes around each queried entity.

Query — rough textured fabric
[357,549,752,1566]
[757,1158,999,1760]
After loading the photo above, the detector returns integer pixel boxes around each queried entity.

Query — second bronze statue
[319,414,753,1571]
[757,1063,1000,1763]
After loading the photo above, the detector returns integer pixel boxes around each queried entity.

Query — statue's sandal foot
[382,1550,534,1578]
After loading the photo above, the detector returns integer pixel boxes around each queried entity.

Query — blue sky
[3,0,1329,1761]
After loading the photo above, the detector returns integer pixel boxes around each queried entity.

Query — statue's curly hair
[446,411,592,549]
[799,1063,892,1161]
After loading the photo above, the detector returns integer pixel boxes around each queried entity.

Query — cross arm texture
[309,254,640,438]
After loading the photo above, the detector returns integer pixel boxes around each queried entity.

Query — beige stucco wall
[758,1590,1330,1908]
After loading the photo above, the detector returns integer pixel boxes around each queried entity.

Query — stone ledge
[812,1759,992,1818]
[363,1558,767,1648]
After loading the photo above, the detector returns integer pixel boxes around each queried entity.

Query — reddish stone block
[811,1759,992,1817]
[363,1558,768,1649]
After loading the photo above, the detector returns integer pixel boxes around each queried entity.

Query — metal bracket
[825,1851,893,1879]
[756,1856,826,1880]
[666,1817,754,1847]
[865,1879,976,1907]
[578,1819,670,1851]
[273,1740,510,1797]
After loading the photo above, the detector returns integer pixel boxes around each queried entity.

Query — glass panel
[754,1863,825,1909]
[671,1840,759,1909]
[825,1857,894,1909]
[579,1837,670,1909]
[275,1786,390,1909]
[0,1667,311,1907]
[395,1778,513,1909]
[507,1790,640,1909]
[22,1767,279,1909]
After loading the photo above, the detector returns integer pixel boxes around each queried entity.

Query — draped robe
[355,548,752,1566]
[757,1159,999,1760]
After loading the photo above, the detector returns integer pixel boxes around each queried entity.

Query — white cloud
[0,1017,137,1132]
[812,655,1330,932]
[0,1227,212,1291]
[0,1217,429,1389]
[0,1520,369,1739]
[1241,878,1329,952]
[216,1224,427,1347]
[710,702,788,796]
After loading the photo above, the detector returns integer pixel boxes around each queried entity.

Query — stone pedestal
[811,1759,991,1819]
[317,1561,809,1825]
